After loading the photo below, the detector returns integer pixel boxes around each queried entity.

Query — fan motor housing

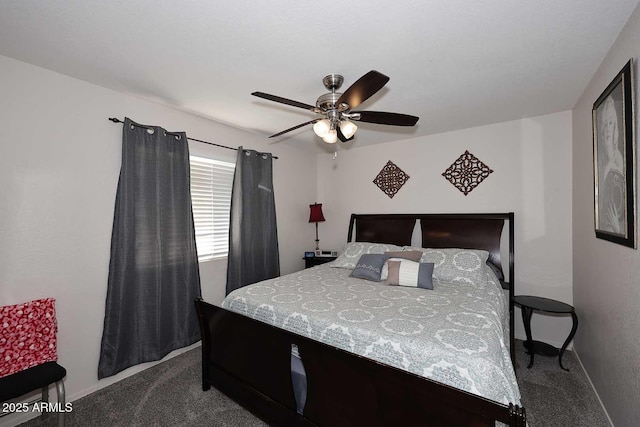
[316,92,342,111]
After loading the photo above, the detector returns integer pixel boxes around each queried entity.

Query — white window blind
[190,156,235,261]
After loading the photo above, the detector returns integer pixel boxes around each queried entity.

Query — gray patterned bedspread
[222,262,521,406]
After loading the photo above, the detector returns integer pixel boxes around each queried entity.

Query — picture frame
[592,59,636,248]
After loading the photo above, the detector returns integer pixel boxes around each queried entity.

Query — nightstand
[303,256,337,269]
[514,295,578,371]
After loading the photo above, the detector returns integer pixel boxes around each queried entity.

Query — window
[190,156,235,261]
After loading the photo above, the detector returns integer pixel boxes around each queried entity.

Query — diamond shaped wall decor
[442,150,493,196]
[373,160,410,199]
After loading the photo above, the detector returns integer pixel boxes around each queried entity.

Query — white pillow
[402,247,490,282]
[332,242,402,269]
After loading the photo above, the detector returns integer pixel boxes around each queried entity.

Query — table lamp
[309,203,326,250]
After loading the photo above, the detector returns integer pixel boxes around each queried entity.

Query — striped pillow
[384,260,434,290]
[380,251,424,281]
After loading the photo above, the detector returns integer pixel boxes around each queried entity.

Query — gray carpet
[18,349,266,427]
[18,340,609,427]
[512,340,610,426]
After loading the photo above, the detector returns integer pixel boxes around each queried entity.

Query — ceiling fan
[252,70,419,144]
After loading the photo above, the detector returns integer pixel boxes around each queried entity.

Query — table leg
[521,306,534,369]
[558,311,578,371]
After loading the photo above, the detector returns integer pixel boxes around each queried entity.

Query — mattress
[222,261,521,406]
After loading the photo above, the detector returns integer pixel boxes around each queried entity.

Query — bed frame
[195,212,526,426]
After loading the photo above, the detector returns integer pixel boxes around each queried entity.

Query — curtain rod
[108,118,278,159]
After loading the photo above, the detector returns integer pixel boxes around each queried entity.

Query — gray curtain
[98,118,201,379]
[226,147,280,295]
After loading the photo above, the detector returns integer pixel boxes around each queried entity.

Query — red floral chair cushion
[0,298,58,378]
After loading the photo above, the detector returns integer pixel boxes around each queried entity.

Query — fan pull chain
[333,150,337,160]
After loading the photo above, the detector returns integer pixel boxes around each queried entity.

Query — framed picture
[592,59,636,248]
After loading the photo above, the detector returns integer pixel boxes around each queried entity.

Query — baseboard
[572,348,614,427]
[513,333,574,350]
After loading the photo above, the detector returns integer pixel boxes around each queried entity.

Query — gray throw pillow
[350,254,390,281]
[486,261,504,281]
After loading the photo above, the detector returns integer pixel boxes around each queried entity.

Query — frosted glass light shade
[322,129,338,144]
[339,120,357,139]
[313,119,331,137]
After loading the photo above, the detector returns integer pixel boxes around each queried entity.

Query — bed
[195,213,526,426]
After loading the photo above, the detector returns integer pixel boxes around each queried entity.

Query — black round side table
[514,295,578,371]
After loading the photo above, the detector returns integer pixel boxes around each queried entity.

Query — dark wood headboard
[347,213,514,287]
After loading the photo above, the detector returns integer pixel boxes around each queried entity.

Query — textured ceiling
[1,0,638,153]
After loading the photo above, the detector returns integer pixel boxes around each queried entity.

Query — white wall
[572,3,640,425]
[0,55,316,425]
[317,111,573,346]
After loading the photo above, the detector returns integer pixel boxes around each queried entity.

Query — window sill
[198,255,228,263]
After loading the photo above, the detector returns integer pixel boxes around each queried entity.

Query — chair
[0,298,67,427]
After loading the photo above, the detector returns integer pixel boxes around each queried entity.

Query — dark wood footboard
[195,299,526,427]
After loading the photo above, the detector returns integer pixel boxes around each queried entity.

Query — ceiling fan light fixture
[313,119,331,137]
[252,71,419,142]
[322,129,338,144]
[339,120,358,139]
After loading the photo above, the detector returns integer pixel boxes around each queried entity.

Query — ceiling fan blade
[337,126,354,143]
[337,70,390,110]
[269,119,319,138]
[353,111,419,126]
[252,92,317,111]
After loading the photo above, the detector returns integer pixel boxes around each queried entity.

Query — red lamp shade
[309,203,326,223]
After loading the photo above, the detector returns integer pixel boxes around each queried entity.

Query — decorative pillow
[384,260,434,290]
[350,254,390,281]
[384,250,423,262]
[0,298,58,378]
[486,261,505,282]
[380,251,424,280]
[403,247,490,282]
[332,242,402,269]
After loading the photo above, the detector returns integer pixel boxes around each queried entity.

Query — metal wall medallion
[442,150,493,195]
[373,160,410,198]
